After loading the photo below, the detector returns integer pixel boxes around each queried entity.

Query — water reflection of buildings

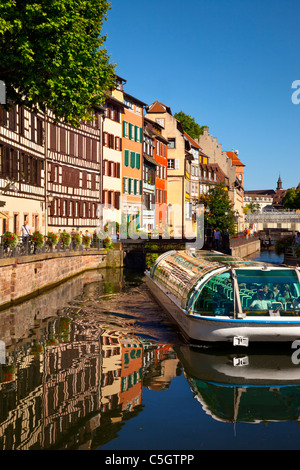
[0,308,179,449]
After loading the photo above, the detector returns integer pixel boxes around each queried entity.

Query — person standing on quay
[20,220,31,242]
[214,229,221,250]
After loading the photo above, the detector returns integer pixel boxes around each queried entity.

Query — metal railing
[230,232,260,247]
[0,235,104,259]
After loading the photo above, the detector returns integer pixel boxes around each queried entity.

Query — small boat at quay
[145,250,300,347]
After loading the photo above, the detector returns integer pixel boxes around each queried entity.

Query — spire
[276,175,282,190]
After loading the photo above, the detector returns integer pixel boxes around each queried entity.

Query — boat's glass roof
[150,250,227,307]
[150,250,293,310]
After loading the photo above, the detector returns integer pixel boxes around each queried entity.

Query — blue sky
[103,0,300,191]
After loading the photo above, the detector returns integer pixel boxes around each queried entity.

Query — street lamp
[236,210,240,234]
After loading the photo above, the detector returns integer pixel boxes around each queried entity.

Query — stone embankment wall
[230,239,261,258]
[0,248,124,309]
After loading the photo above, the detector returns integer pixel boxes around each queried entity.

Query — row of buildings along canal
[0,75,245,239]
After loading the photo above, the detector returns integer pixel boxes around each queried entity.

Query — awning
[0,212,11,219]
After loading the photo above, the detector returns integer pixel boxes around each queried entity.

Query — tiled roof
[146,100,172,115]
[226,151,245,167]
[183,131,201,149]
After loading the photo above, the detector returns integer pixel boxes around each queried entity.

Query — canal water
[1,249,300,452]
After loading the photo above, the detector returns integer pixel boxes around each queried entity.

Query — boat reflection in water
[175,345,300,424]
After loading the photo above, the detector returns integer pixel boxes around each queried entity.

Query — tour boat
[145,249,300,346]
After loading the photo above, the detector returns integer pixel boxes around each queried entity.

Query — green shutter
[136,153,140,169]
[123,177,126,193]
[123,121,126,137]
[128,178,132,194]
[134,179,137,195]
[124,149,129,167]
[129,123,132,140]
[130,151,135,168]
[135,125,138,142]
[139,180,142,195]
[140,127,143,143]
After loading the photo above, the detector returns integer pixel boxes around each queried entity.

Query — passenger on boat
[263,284,272,299]
[249,291,271,310]
[272,284,281,301]
[293,297,300,309]
[213,285,227,303]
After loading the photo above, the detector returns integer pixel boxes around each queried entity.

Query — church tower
[276,175,282,191]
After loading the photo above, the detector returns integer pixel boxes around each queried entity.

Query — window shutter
[91,173,96,190]
[128,178,132,194]
[70,132,75,156]
[130,151,135,168]
[124,149,129,167]
[123,177,126,193]
[134,126,138,142]
[140,127,143,143]
[123,121,126,137]
[50,124,56,150]
[136,153,140,169]
[139,180,142,195]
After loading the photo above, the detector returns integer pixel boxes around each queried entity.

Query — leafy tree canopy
[198,183,236,235]
[283,188,300,209]
[0,0,115,126]
[243,202,260,214]
[174,111,207,140]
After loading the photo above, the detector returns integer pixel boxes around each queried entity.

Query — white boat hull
[145,274,300,345]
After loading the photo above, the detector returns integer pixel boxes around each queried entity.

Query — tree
[283,188,298,209]
[243,202,260,214]
[173,111,207,140]
[0,0,115,126]
[198,183,236,235]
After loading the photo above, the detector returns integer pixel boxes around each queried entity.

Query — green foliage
[283,188,300,209]
[173,111,207,140]
[199,183,236,235]
[243,202,260,214]
[0,0,115,126]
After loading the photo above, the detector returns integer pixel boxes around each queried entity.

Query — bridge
[246,211,300,232]
[120,234,261,269]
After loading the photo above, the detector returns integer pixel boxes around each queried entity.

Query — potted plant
[103,235,114,250]
[32,231,45,249]
[82,234,91,247]
[47,231,59,246]
[2,231,18,248]
[60,232,71,247]
[72,232,82,248]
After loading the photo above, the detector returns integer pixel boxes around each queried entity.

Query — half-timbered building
[46,108,103,233]
[0,102,45,236]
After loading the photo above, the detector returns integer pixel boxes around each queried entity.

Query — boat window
[236,269,300,316]
[192,272,234,316]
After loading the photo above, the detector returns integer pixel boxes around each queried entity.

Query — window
[168,138,175,149]
[156,118,165,128]
[123,121,129,138]
[192,272,234,316]
[167,159,179,169]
